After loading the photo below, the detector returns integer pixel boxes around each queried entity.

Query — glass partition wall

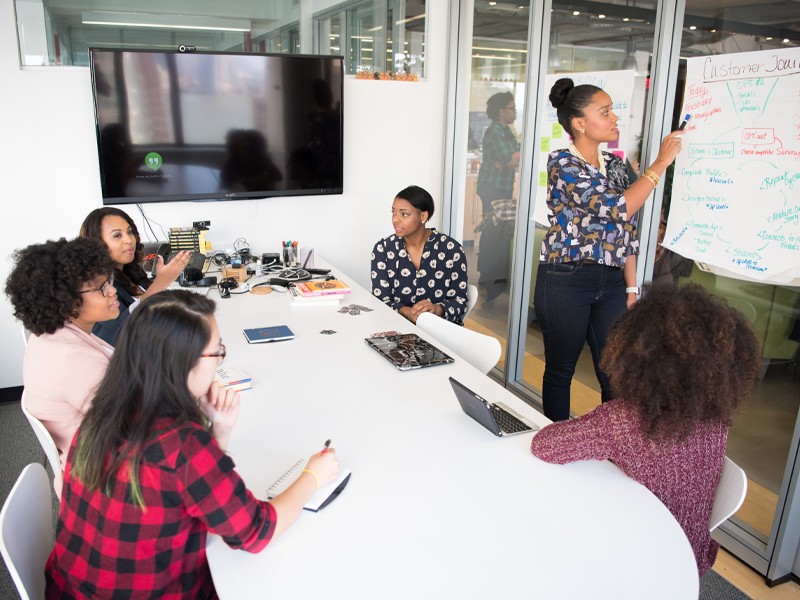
[449,0,800,584]
[14,0,427,78]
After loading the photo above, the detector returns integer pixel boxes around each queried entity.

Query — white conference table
[205,261,699,599]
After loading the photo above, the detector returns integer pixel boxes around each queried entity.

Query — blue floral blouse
[539,150,639,268]
[371,229,469,324]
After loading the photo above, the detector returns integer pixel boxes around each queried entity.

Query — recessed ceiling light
[489,1,497,5]
[783,38,790,43]
[689,25,696,30]
[598,14,606,18]
[623,17,629,21]
[766,37,773,40]
[573,10,580,16]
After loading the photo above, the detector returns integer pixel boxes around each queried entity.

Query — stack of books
[214,365,252,391]
[290,279,351,306]
[169,227,209,254]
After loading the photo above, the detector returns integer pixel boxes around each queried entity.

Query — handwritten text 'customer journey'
[664,47,800,284]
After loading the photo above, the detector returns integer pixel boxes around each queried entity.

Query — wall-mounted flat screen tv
[90,48,343,205]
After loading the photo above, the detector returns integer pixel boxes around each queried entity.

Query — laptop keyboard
[490,405,532,434]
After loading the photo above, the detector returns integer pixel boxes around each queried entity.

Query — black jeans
[533,261,626,421]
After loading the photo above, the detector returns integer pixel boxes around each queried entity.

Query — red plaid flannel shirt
[46,418,276,598]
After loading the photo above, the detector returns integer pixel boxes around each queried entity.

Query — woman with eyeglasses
[5,237,119,481]
[80,206,192,345]
[476,90,520,302]
[46,290,340,598]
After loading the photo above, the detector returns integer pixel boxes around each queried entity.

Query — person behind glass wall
[531,283,761,576]
[46,291,340,597]
[476,91,520,302]
[534,78,684,421]
[5,238,118,488]
[80,207,191,345]
[371,185,469,325]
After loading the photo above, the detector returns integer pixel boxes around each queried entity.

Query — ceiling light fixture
[81,11,251,32]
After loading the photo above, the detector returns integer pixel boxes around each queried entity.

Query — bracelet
[642,169,660,188]
[302,468,320,489]
[626,286,639,295]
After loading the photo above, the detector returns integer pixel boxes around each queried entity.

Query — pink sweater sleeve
[530,403,616,464]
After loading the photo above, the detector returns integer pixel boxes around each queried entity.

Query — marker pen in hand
[321,439,331,455]
[678,113,691,131]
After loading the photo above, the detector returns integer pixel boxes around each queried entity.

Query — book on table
[242,325,295,344]
[294,279,351,297]
[289,286,343,306]
[214,365,252,391]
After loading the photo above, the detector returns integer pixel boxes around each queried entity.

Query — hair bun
[549,78,575,109]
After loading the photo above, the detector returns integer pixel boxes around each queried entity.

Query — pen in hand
[321,439,331,455]
[678,113,691,131]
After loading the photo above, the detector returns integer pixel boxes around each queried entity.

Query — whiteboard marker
[678,114,691,131]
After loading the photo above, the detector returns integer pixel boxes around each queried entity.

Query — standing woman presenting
[534,78,683,421]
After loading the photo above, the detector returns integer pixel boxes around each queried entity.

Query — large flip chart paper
[663,48,800,285]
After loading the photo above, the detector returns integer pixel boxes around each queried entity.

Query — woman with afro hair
[530,283,761,577]
[6,237,119,482]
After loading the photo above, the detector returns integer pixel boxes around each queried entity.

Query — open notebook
[266,459,352,512]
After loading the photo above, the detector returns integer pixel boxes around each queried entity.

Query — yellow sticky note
[552,123,563,138]
[538,171,548,187]
[540,136,550,152]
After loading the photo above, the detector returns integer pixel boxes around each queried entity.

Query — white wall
[0,0,450,387]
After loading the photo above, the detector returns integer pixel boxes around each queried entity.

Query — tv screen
[90,48,343,205]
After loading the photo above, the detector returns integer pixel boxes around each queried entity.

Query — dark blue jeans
[533,261,626,421]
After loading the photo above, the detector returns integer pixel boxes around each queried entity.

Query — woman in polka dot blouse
[371,185,469,325]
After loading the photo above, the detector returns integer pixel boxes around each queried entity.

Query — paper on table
[266,459,351,512]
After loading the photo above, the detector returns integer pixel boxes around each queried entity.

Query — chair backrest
[20,394,63,498]
[465,284,478,318]
[0,463,54,600]
[416,312,501,374]
[709,456,748,532]
[21,326,31,348]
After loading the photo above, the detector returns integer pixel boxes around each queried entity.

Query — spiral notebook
[266,459,352,512]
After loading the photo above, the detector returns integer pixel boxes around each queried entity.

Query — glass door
[455,2,532,377]
[524,0,658,416]
[660,0,800,579]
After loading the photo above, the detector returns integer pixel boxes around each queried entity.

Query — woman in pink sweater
[530,283,760,576]
[6,237,120,478]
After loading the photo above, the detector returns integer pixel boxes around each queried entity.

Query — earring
[579,128,586,134]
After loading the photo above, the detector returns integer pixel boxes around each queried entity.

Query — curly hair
[80,207,148,296]
[600,282,761,442]
[5,237,115,335]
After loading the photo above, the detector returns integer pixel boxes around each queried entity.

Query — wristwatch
[625,286,640,295]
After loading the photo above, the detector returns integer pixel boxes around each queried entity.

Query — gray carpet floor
[0,397,753,599]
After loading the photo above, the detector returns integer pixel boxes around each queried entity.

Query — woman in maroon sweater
[530,283,760,576]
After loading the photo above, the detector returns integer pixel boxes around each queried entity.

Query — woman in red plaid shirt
[46,290,339,598]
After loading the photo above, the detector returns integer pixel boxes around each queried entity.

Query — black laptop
[449,377,539,437]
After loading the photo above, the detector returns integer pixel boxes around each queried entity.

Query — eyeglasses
[201,343,227,365]
[79,274,115,296]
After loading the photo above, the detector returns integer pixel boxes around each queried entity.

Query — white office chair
[709,456,748,532]
[417,312,501,374]
[0,463,54,600]
[465,284,478,318]
[20,393,63,498]
[20,326,31,348]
